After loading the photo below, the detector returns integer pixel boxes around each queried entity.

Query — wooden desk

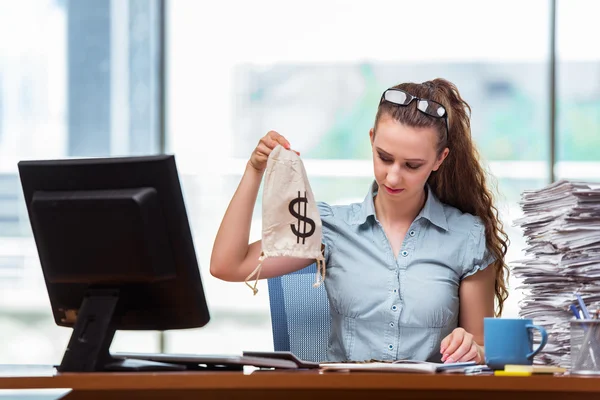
[1,367,599,400]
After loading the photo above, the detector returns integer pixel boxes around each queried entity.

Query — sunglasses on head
[380,88,449,139]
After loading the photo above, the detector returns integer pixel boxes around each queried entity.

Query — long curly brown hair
[374,78,510,316]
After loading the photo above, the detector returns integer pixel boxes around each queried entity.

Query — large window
[0,0,162,363]
[2,0,600,364]
[165,0,551,355]
[556,0,600,178]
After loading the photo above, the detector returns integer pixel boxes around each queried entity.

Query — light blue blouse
[318,181,494,363]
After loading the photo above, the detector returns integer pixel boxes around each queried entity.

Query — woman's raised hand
[248,130,298,173]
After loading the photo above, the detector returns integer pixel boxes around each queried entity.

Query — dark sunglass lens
[417,100,446,117]
[384,90,410,105]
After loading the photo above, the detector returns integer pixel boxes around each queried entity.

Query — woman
[210,78,509,364]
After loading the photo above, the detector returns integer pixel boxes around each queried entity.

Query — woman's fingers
[255,142,272,159]
[266,130,290,149]
[446,335,474,363]
[456,343,480,363]
[441,329,464,362]
[248,142,273,171]
[440,328,483,364]
[249,130,299,172]
[440,333,451,355]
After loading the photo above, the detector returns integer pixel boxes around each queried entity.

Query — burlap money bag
[245,144,326,295]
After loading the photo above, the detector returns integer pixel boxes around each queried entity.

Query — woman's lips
[384,185,404,195]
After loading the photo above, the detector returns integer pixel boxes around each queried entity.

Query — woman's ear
[433,148,450,171]
[369,128,375,145]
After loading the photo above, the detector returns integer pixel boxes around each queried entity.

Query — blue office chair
[267,262,331,362]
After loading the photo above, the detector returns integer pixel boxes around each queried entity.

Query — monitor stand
[58,289,184,372]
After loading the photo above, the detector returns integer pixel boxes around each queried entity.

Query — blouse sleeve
[461,217,496,280]
[317,201,336,265]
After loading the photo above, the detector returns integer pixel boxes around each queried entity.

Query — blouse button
[388,344,394,350]
[401,250,408,257]
[409,230,416,237]
[391,305,398,311]
[390,322,394,327]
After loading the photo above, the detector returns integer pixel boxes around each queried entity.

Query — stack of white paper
[512,180,600,366]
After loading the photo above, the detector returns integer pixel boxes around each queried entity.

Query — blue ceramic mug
[484,318,548,370]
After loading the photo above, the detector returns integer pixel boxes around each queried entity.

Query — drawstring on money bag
[244,251,326,295]
[313,255,326,288]
[245,252,265,295]
[244,144,326,295]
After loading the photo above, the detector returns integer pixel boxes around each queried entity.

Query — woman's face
[370,113,449,202]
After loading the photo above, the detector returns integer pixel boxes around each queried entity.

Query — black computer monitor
[18,155,210,372]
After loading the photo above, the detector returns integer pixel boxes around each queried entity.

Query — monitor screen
[18,155,210,372]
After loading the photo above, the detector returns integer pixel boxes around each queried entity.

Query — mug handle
[526,324,548,359]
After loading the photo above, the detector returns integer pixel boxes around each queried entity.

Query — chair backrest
[267,262,331,362]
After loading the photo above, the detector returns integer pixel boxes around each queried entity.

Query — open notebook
[240,351,477,373]
[319,360,477,374]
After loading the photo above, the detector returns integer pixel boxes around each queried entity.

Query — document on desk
[319,360,476,374]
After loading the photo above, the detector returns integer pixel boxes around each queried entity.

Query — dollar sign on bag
[289,190,315,244]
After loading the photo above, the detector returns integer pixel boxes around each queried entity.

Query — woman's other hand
[440,327,484,364]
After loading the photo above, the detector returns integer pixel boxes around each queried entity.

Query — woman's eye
[406,164,421,170]
[378,155,392,163]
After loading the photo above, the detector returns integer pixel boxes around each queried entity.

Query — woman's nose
[386,165,403,186]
